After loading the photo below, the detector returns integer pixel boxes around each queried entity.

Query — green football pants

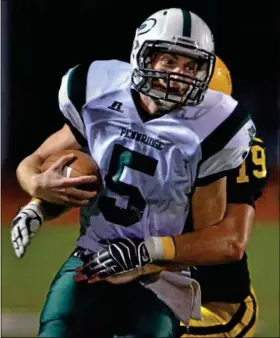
[39,254,179,337]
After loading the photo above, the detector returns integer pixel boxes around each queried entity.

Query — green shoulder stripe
[67,63,91,113]
[200,104,253,163]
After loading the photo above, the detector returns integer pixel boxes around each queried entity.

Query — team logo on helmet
[138,18,156,36]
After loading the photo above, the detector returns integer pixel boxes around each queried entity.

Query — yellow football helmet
[209,56,232,95]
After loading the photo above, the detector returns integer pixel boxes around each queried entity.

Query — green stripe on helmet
[181,9,191,37]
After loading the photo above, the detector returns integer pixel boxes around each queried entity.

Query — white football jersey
[59,60,255,253]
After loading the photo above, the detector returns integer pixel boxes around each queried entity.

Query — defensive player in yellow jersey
[179,57,268,337]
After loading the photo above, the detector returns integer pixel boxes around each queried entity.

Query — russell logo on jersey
[108,101,123,113]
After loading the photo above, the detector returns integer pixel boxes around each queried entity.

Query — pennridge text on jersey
[120,127,164,151]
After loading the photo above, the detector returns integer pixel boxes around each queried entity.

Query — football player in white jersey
[11,8,256,337]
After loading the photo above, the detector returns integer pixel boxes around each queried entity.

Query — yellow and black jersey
[192,137,269,303]
[226,137,268,206]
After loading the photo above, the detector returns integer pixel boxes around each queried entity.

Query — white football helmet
[130,8,216,108]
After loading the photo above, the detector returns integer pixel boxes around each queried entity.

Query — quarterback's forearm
[146,204,255,268]
[16,124,81,197]
[38,199,70,222]
[20,198,70,223]
[16,154,45,196]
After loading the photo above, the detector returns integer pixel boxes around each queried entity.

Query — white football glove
[11,199,44,258]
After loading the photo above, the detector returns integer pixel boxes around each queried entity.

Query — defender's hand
[75,238,153,281]
[32,154,98,207]
[11,200,44,258]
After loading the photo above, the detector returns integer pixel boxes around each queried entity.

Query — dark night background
[1,0,279,169]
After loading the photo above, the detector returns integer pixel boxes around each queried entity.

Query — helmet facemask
[131,36,216,109]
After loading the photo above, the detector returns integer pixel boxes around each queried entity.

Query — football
[41,149,102,192]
